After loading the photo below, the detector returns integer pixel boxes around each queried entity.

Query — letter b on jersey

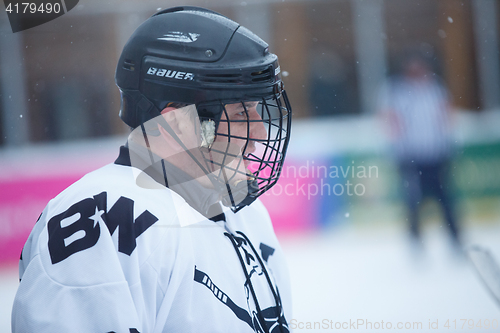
[47,193,158,264]
[48,198,101,264]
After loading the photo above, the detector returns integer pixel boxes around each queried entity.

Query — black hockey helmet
[115,6,292,212]
[116,6,285,127]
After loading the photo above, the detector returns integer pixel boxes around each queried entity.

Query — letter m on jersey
[101,193,158,256]
[48,192,158,264]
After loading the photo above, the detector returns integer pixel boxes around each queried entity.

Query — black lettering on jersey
[104,196,158,256]
[259,243,275,262]
[48,192,158,263]
[194,267,253,327]
[107,329,140,333]
[48,198,101,264]
[194,267,289,333]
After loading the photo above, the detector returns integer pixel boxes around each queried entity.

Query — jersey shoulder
[19,162,193,286]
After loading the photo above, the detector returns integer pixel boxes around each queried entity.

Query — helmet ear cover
[119,89,159,130]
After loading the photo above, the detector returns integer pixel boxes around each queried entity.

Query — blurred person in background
[11,7,292,333]
[378,51,461,255]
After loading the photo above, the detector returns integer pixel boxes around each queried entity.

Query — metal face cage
[127,91,291,215]
[203,90,292,212]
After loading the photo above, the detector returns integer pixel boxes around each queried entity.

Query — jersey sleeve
[11,196,150,333]
[12,254,142,333]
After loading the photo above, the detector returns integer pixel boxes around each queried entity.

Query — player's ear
[157,107,184,152]
[158,107,180,134]
[158,106,202,153]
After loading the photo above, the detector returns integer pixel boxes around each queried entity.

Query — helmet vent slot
[123,59,135,71]
[199,73,243,83]
[251,67,273,82]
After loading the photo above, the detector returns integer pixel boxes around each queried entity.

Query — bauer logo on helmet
[146,67,195,80]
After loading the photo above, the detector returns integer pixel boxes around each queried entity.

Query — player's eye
[232,107,248,116]
[231,111,248,121]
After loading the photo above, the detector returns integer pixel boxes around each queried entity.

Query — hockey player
[12,7,292,333]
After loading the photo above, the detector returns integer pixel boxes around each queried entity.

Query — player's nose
[247,108,268,143]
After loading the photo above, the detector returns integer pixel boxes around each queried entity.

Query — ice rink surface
[281,223,500,332]
[1,223,499,333]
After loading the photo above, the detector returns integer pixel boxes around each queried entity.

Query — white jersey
[12,148,292,333]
